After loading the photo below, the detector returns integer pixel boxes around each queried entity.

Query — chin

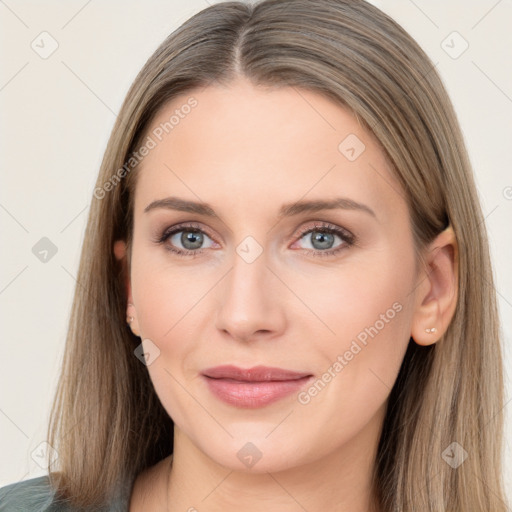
[193,432,312,474]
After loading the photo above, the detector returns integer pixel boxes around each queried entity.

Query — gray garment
[0,475,133,511]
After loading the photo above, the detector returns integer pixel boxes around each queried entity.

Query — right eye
[154,223,218,257]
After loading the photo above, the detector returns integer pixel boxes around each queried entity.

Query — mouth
[201,365,313,408]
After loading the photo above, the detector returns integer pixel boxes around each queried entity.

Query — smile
[201,365,313,408]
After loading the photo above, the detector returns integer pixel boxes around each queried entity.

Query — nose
[214,247,286,343]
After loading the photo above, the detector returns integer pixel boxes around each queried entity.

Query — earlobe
[126,302,141,337]
[411,225,458,346]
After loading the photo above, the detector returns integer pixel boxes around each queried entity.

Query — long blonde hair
[47,1,507,509]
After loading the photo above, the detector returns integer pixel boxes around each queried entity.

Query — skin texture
[114,78,458,511]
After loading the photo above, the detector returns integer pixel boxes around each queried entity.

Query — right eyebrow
[144,197,216,216]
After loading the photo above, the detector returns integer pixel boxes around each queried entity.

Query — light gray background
[1,0,511,502]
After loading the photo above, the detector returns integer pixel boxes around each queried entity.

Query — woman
[0,0,507,510]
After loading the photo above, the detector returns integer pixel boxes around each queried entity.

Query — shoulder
[0,475,135,512]
[0,475,70,511]
[0,476,56,510]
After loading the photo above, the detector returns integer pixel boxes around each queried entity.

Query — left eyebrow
[278,197,376,219]
[143,196,376,218]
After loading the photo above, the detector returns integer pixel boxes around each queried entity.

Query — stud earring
[425,327,437,334]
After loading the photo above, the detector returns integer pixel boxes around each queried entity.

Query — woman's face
[120,78,420,473]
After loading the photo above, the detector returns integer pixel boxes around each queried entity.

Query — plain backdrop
[1,0,511,503]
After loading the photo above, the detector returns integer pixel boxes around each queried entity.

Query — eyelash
[153,221,356,258]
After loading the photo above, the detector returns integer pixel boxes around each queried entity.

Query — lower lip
[202,375,313,408]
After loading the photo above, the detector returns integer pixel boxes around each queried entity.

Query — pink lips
[201,365,313,408]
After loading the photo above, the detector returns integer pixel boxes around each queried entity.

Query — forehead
[133,78,405,223]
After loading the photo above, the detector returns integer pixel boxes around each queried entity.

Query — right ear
[113,240,130,299]
[114,240,140,337]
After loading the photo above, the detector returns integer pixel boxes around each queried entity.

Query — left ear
[411,225,458,346]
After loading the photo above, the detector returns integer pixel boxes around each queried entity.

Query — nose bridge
[214,240,284,340]
[225,243,272,313]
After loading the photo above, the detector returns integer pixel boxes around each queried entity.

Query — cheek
[284,267,414,462]
[130,243,214,342]
[336,265,411,363]
[129,248,216,411]
[292,247,416,399]
[130,259,200,423]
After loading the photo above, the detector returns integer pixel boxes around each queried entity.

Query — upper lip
[202,365,312,382]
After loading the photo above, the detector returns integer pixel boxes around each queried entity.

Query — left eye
[297,229,342,251]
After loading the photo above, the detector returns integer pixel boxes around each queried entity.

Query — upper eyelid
[164,222,216,240]
[296,221,350,235]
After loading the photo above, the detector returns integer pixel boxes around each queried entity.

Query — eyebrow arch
[143,196,376,218]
